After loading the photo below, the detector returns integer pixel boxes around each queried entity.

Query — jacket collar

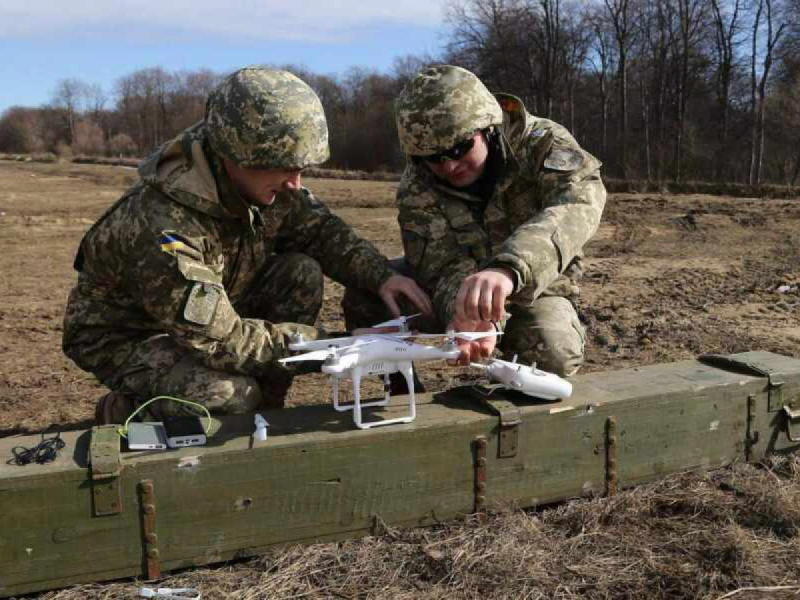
[137,122,261,228]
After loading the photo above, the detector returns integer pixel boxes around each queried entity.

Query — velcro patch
[543,148,583,172]
[184,282,221,326]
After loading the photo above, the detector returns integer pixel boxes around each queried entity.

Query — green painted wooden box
[1,351,799,597]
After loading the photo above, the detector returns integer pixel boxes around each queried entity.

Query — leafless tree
[673,0,707,181]
[748,0,786,184]
[51,78,90,142]
[588,7,617,162]
[710,0,743,180]
[603,0,636,178]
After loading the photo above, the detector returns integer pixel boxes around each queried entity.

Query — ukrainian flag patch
[159,233,186,254]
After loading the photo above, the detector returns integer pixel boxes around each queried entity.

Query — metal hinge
[782,405,800,444]
[479,397,521,458]
[605,417,618,496]
[89,425,123,517]
[746,395,760,461]
[140,479,161,580]
[474,436,488,513]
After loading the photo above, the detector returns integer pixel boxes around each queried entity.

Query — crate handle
[783,406,800,443]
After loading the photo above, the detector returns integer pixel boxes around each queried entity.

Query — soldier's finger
[465,281,482,321]
[380,290,401,318]
[491,283,506,321]
[404,285,433,315]
[479,279,493,321]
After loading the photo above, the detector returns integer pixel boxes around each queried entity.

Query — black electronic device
[162,415,206,448]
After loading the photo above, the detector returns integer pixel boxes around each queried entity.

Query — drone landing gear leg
[349,364,416,430]
[397,362,416,425]
[332,374,390,413]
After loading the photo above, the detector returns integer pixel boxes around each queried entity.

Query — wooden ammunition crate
[1,351,799,597]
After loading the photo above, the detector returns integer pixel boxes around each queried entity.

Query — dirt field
[1,161,799,598]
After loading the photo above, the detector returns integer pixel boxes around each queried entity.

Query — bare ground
[1,161,799,598]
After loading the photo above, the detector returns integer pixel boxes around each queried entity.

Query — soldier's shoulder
[510,115,601,177]
[397,168,439,210]
[520,116,579,151]
[96,182,211,245]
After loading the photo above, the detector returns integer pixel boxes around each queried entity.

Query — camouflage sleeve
[110,199,325,377]
[276,187,395,292]
[397,181,476,325]
[486,125,606,300]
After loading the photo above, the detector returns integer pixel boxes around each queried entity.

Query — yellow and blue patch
[159,233,186,254]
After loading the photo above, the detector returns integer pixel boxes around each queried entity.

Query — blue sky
[0,1,450,113]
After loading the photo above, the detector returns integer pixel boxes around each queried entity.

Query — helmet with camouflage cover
[205,67,329,169]
[395,65,503,156]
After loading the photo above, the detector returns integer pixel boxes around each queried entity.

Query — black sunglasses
[418,137,476,164]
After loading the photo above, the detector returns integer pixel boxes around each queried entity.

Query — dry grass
[3,161,799,598]
[36,456,800,600]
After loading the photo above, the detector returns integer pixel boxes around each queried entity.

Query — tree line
[1,0,798,184]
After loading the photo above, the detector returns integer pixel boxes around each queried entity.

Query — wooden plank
[1,351,799,597]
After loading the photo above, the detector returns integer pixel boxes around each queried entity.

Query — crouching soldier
[63,66,431,424]
[344,65,606,377]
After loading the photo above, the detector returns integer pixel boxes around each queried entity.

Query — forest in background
[1,0,799,184]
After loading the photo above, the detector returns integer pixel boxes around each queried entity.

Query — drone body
[281,331,466,429]
[472,356,573,400]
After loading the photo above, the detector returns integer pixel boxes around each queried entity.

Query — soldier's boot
[388,369,426,396]
[94,390,138,426]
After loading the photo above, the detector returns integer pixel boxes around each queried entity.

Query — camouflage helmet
[205,67,329,169]
[395,65,503,156]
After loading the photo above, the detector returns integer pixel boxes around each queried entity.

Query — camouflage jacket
[397,94,606,326]
[63,123,395,381]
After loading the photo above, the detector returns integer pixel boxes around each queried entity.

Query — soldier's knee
[279,253,324,292]
[150,355,265,416]
[506,328,584,377]
[204,377,264,414]
[342,285,386,330]
[503,298,586,377]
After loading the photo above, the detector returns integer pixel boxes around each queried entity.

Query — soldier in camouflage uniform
[344,65,605,376]
[63,67,431,424]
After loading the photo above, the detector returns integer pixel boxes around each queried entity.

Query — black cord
[8,432,65,466]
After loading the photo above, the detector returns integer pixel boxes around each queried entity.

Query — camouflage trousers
[104,252,323,420]
[343,258,586,377]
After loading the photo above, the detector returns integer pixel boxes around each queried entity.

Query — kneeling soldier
[344,65,606,377]
[64,66,431,424]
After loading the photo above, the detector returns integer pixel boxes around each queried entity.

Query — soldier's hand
[378,274,433,318]
[454,268,514,322]
[446,318,497,366]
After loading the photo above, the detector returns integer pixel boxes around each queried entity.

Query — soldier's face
[224,159,303,206]
[424,132,489,188]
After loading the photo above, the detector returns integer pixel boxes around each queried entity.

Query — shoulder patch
[158,231,204,261]
[184,282,221,326]
[543,148,584,172]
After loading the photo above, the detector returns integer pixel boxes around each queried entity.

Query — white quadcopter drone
[280,314,499,429]
[470,355,573,400]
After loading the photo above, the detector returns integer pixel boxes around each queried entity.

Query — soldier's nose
[440,160,459,174]
[282,171,302,190]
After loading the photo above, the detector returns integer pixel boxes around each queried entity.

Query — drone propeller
[281,338,383,364]
[409,330,502,342]
[279,349,332,363]
[371,313,422,331]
